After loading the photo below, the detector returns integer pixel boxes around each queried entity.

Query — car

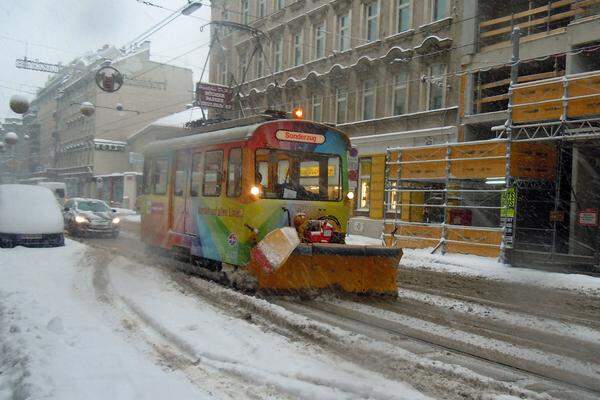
[0,184,65,248]
[63,198,121,238]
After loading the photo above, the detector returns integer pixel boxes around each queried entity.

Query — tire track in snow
[82,248,283,400]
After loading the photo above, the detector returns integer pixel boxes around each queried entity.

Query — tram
[140,114,401,295]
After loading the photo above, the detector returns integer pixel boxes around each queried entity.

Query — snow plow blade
[247,243,402,296]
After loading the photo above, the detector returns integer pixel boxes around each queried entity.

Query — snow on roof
[151,107,205,128]
[93,138,126,146]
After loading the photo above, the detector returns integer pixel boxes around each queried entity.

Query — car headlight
[75,215,88,224]
[112,217,121,224]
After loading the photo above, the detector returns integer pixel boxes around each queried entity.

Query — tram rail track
[273,298,600,399]
[75,234,600,399]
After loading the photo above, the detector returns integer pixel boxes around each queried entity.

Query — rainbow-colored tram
[140,116,401,295]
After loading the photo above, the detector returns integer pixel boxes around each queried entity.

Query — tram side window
[227,148,242,197]
[203,150,223,196]
[190,153,203,197]
[174,153,189,197]
[152,158,168,195]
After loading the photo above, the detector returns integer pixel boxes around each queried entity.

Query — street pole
[501,27,522,265]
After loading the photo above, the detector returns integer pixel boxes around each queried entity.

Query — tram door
[186,152,202,236]
[171,150,191,234]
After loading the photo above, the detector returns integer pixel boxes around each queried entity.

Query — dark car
[0,184,65,248]
[63,198,120,238]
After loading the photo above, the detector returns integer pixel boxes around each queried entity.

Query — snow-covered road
[0,241,429,400]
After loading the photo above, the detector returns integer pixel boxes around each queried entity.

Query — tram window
[153,158,168,195]
[255,148,341,201]
[257,162,269,186]
[227,148,242,197]
[174,153,189,197]
[190,153,203,197]
[203,150,223,196]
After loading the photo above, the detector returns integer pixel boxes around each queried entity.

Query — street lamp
[181,1,202,15]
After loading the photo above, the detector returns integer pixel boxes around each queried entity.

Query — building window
[312,95,322,121]
[293,32,302,66]
[241,0,249,24]
[362,79,376,120]
[274,0,284,10]
[256,51,264,78]
[227,148,242,197]
[395,0,410,33]
[314,23,326,59]
[428,63,446,110]
[337,12,350,51]
[364,2,379,43]
[273,36,283,72]
[393,71,407,115]
[218,61,228,85]
[258,0,266,18]
[238,52,247,81]
[336,89,348,124]
[203,150,223,196]
[357,158,371,211]
[432,0,447,21]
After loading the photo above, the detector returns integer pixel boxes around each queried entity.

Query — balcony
[478,0,600,52]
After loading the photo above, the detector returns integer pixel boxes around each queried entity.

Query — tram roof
[143,122,261,155]
[143,119,348,155]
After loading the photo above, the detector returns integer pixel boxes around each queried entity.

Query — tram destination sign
[196,83,234,110]
[276,130,325,144]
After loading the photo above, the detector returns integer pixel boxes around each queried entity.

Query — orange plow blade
[247,243,402,296]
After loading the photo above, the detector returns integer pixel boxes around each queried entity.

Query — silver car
[63,198,120,238]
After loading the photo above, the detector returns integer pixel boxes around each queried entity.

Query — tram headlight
[75,215,88,224]
[346,191,355,200]
[250,186,260,196]
[112,217,121,224]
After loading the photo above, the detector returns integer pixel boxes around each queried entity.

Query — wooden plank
[480,9,582,39]
[445,228,502,258]
[567,75,600,119]
[369,154,385,220]
[479,0,574,28]
[511,142,557,180]
[475,93,509,105]
[479,71,564,91]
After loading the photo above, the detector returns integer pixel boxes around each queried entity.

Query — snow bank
[0,241,213,400]
[402,247,600,296]
[0,184,63,234]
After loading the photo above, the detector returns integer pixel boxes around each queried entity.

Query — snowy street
[1,230,599,399]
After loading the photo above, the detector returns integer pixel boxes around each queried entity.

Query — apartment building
[23,43,193,205]
[209,0,464,236]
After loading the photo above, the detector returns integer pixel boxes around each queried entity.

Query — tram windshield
[255,149,342,201]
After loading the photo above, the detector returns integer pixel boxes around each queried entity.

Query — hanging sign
[196,82,234,110]
[95,66,124,93]
[500,187,516,218]
[577,209,598,227]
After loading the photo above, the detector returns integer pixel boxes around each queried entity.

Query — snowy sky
[0,0,211,120]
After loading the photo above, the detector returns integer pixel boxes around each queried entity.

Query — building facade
[209,0,464,236]
[209,1,600,264]
[22,43,193,205]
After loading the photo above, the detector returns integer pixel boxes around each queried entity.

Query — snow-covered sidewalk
[0,241,430,400]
